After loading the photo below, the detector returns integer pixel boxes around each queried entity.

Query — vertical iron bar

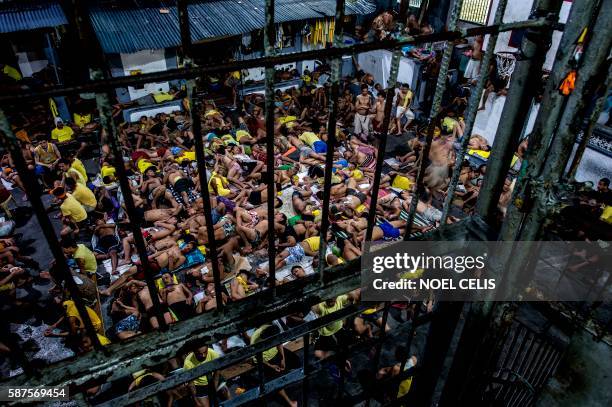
[191,95,225,310]
[318,0,345,281]
[264,0,276,290]
[95,90,168,330]
[403,0,464,239]
[177,0,192,61]
[441,0,509,224]
[208,372,219,407]
[476,0,563,222]
[0,109,103,349]
[496,0,609,300]
[302,332,310,407]
[256,352,267,405]
[396,305,421,397]
[372,302,391,368]
[363,49,402,243]
[568,76,612,180]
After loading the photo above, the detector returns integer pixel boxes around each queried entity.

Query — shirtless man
[160,272,194,321]
[163,164,194,209]
[93,219,121,275]
[121,221,176,264]
[354,84,373,139]
[131,281,175,328]
[372,92,386,133]
[144,206,182,223]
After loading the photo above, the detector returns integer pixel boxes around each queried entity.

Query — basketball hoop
[495,51,518,79]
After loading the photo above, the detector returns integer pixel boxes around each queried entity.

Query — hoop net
[496,52,517,79]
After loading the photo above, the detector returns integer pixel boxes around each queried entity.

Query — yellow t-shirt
[317,294,349,336]
[72,184,97,208]
[153,92,175,103]
[176,151,196,163]
[304,236,320,252]
[62,300,102,333]
[61,194,87,222]
[208,174,230,196]
[250,324,279,362]
[299,131,319,147]
[3,65,22,81]
[73,113,92,128]
[278,115,297,126]
[235,130,250,142]
[51,126,75,143]
[71,158,88,181]
[101,165,116,179]
[391,175,413,191]
[136,159,156,174]
[66,167,86,185]
[74,244,98,275]
[183,349,220,386]
[98,334,111,346]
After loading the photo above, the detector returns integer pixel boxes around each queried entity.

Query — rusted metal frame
[0,109,104,351]
[363,50,402,243]
[318,0,345,280]
[475,0,564,222]
[191,95,225,310]
[263,0,277,290]
[568,76,612,179]
[302,332,310,407]
[221,369,305,407]
[94,90,168,331]
[0,19,556,104]
[256,352,267,405]
[496,0,610,299]
[97,304,363,406]
[177,0,192,60]
[403,0,465,239]
[372,302,392,369]
[497,0,603,240]
[507,341,547,406]
[1,259,360,389]
[440,0,509,224]
[500,334,537,403]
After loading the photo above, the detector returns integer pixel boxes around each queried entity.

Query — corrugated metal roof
[0,2,67,33]
[90,0,376,54]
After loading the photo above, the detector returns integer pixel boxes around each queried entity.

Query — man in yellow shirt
[273,235,321,269]
[52,187,87,224]
[65,178,96,212]
[62,238,98,276]
[51,118,75,143]
[183,341,226,406]
[299,130,327,153]
[312,293,355,359]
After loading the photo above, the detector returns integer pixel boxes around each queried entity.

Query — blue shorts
[379,221,400,240]
[285,244,305,265]
[313,141,327,154]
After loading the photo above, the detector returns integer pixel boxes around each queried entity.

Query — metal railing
[0,0,609,405]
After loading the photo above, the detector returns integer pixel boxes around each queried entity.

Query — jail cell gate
[482,312,569,406]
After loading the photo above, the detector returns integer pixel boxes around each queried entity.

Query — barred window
[459,0,493,25]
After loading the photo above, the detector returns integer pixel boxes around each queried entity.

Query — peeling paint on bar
[318,0,346,280]
[403,0,465,239]
[441,0,509,225]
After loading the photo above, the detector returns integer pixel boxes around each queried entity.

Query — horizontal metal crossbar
[0,19,557,103]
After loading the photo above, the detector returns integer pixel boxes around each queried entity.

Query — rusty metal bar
[302,332,310,407]
[263,0,276,290]
[497,0,610,299]
[97,304,363,406]
[403,0,464,239]
[256,352,267,404]
[0,19,556,104]
[364,49,401,243]
[0,109,103,350]
[441,0,509,224]
[476,0,563,222]
[191,95,225,310]
[372,302,391,369]
[94,89,168,331]
[318,0,345,280]
[567,75,612,179]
